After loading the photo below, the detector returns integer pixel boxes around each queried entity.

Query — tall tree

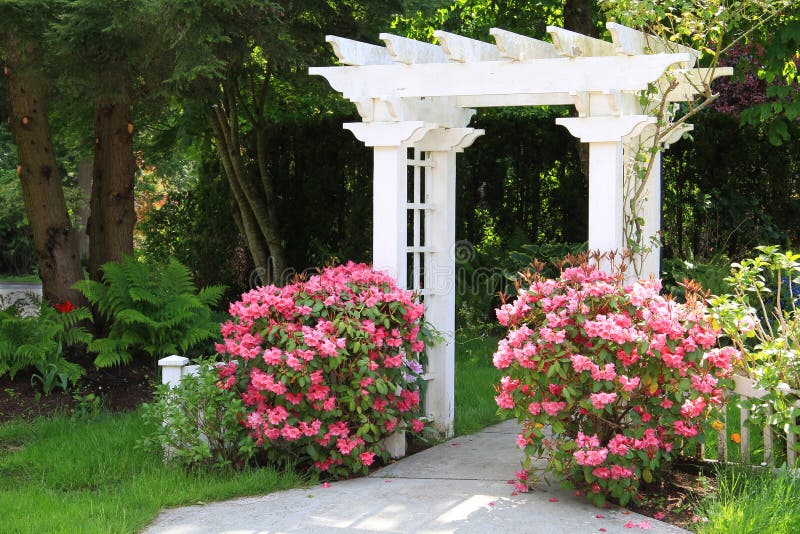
[166,0,399,283]
[0,1,85,304]
[52,0,167,279]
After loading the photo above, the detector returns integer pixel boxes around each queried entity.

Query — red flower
[54,301,76,313]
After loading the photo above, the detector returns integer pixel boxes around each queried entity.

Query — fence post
[158,355,189,388]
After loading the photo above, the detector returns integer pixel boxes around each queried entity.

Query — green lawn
[694,466,800,533]
[0,274,40,284]
[0,332,503,533]
[453,331,506,436]
[0,411,305,533]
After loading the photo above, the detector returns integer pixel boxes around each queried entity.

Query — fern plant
[74,257,225,367]
[0,298,91,393]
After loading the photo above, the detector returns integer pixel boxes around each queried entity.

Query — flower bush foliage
[493,261,737,505]
[711,246,800,432]
[217,262,427,477]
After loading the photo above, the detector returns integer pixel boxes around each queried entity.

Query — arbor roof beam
[310,53,692,101]
[325,36,392,66]
[379,33,447,64]
[433,30,503,62]
[489,28,559,60]
[547,26,617,57]
[606,22,700,68]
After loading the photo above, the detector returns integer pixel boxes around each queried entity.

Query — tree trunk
[88,92,136,279]
[76,158,92,261]
[210,99,288,284]
[3,36,85,306]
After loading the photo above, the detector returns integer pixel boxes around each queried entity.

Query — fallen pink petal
[624,521,634,528]
[652,512,664,520]
[548,497,559,502]
[637,520,652,529]
[595,514,605,519]
[320,482,330,489]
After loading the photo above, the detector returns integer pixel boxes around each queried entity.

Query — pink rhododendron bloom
[514,481,530,493]
[267,406,289,425]
[691,374,718,394]
[385,418,397,433]
[411,419,425,433]
[527,402,542,415]
[515,469,528,481]
[573,448,608,466]
[593,467,612,479]
[591,363,617,381]
[576,432,600,448]
[541,401,568,416]
[610,464,634,479]
[516,433,529,448]
[680,397,707,418]
[328,421,349,438]
[617,375,640,392]
[590,392,617,409]
[673,420,699,437]
[608,434,630,456]
[360,451,376,466]
[494,392,514,410]
[280,424,302,441]
[570,354,594,372]
[500,376,520,392]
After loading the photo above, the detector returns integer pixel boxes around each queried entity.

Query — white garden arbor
[310,22,731,444]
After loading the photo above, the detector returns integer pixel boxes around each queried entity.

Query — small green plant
[711,246,800,441]
[139,359,252,470]
[0,298,90,393]
[74,257,225,367]
[70,392,104,421]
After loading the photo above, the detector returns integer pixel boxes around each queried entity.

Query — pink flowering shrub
[494,261,738,505]
[217,262,428,478]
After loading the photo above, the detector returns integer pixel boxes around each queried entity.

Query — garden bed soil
[627,460,717,530]
[0,359,155,424]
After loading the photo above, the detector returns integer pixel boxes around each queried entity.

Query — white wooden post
[417,128,483,437]
[345,122,436,286]
[158,355,189,388]
[557,115,654,272]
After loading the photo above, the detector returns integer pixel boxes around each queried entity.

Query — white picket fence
[709,375,799,469]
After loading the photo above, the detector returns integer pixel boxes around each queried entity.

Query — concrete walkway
[144,420,688,534]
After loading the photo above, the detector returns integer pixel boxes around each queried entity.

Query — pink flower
[495,392,516,409]
[591,363,617,381]
[680,397,707,418]
[515,469,528,481]
[541,401,568,416]
[590,392,617,410]
[576,432,600,448]
[608,434,630,456]
[570,354,594,373]
[573,448,608,466]
[673,420,699,437]
[653,512,664,520]
[527,402,542,416]
[360,451,376,466]
[618,375,640,392]
[411,419,425,433]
